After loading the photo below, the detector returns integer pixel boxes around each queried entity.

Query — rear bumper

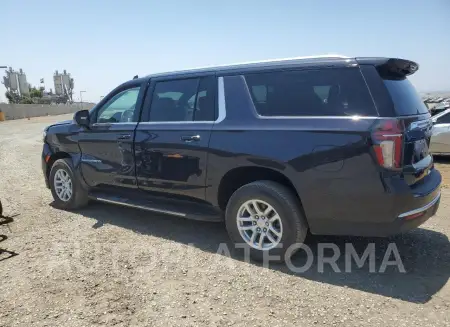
[398,191,440,219]
[309,169,442,237]
[394,190,440,234]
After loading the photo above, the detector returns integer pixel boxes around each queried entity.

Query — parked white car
[431,108,450,155]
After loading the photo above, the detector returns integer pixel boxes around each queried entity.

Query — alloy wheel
[236,199,283,250]
[54,169,73,202]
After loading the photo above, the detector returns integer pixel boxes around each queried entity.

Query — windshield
[383,78,429,116]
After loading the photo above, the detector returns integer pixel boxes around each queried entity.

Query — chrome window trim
[138,121,215,125]
[91,122,138,127]
[254,115,434,120]
[216,76,226,123]
[255,115,380,119]
[398,192,441,218]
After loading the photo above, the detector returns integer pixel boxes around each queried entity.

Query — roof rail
[187,54,350,71]
[145,54,352,79]
[224,54,350,66]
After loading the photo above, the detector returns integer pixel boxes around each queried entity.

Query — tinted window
[383,78,428,116]
[96,87,140,123]
[149,77,216,122]
[436,112,450,124]
[245,69,376,116]
[193,76,216,121]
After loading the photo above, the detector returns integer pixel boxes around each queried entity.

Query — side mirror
[74,110,90,128]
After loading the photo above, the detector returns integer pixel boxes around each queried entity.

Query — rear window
[244,68,377,117]
[383,78,429,116]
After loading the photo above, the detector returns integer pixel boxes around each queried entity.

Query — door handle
[117,134,131,140]
[181,135,201,142]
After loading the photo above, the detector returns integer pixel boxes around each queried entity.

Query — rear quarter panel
[207,74,395,231]
[207,118,394,227]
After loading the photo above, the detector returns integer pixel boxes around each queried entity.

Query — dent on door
[78,128,136,187]
[134,128,210,199]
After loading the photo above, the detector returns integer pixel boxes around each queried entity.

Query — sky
[1,0,449,103]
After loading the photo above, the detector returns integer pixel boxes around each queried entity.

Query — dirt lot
[0,114,449,327]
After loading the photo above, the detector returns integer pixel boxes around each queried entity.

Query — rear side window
[244,68,376,117]
[382,78,429,116]
[148,76,216,122]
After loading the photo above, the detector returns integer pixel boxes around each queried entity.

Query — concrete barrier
[0,103,96,120]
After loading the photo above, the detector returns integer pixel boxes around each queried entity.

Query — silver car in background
[431,108,450,155]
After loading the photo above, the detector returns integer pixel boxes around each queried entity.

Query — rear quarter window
[383,78,429,116]
[244,68,377,117]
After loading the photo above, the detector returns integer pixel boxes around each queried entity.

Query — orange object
[166,153,183,159]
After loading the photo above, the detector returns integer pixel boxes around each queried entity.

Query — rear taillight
[371,119,404,169]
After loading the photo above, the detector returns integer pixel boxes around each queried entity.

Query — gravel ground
[0,114,449,327]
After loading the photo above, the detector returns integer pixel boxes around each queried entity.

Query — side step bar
[92,196,186,217]
[88,192,223,222]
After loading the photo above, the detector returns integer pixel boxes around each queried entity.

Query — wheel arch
[217,166,306,218]
[46,152,72,180]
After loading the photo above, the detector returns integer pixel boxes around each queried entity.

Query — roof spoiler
[356,57,419,78]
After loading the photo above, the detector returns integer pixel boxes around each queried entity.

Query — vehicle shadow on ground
[0,216,19,262]
[79,202,449,304]
[0,234,19,262]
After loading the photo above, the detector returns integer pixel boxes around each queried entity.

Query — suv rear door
[134,74,217,202]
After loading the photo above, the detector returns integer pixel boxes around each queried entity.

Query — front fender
[42,128,88,190]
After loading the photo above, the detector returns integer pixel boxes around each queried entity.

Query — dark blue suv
[42,55,441,261]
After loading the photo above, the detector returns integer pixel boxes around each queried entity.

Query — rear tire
[49,159,89,210]
[225,180,308,262]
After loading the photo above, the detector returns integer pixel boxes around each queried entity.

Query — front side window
[148,77,216,122]
[245,68,377,117]
[96,87,140,123]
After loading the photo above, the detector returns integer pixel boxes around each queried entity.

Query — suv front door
[134,75,217,202]
[77,81,146,189]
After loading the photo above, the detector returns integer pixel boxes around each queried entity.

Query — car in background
[431,101,450,116]
[431,108,450,155]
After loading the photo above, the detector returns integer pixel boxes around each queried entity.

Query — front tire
[49,159,89,210]
[225,181,308,262]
